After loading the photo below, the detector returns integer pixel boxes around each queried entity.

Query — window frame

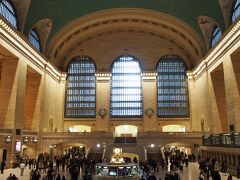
[156,55,189,118]
[231,0,240,23]
[0,0,18,29]
[210,25,221,48]
[29,29,41,51]
[65,56,97,118]
[110,55,143,118]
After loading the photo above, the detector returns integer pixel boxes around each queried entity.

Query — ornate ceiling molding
[198,16,220,50]
[30,18,53,53]
[46,8,206,70]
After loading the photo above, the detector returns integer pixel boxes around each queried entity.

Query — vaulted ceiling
[25,0,225,40]
[22,0,226,71]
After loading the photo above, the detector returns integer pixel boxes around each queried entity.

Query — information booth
[96,148,140,179]
[96,163,140,179]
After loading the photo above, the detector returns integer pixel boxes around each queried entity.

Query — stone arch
[164,142,193,149]
[46,8,206,71]
[114,125,138,137]
[29,18,53,53]
[162,125,186,132]
[68,125,92,132]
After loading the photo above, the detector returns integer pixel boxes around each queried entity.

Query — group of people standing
[198,157,240,180]
[138,150,192,180]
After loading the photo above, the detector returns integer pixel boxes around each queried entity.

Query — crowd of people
[138,150,193,180]
[198,158,222,180]
[198,157,240,180]
[2,146,96,180]
[3,147,239,180]
[1,148,190,180]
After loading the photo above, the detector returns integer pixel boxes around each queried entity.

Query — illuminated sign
[15,141,21,152]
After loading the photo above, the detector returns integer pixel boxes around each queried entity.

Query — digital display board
[202,136,211,146]
[211,135,221,146]
[233,133,240,147]
[202,132,240,148]
[221,134,234,146]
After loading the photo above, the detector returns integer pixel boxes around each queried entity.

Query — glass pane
[29,30,41,51]
[0,0,17,28]
[111,56,142,118]
[65,56,96,118]
[232,0,240,23]
[156,55,189,118]
[211,26,221,47]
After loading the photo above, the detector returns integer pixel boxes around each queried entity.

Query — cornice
[0,18,62,82]
[191,18,240,80]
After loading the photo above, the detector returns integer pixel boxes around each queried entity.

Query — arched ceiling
[23,1,226,71]
[25,0,225,40]
[44,9,206,71]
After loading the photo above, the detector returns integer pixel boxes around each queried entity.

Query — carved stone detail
[31,19,53,53]
[198,16,220,50]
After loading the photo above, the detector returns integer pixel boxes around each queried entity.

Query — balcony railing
[114,137,137,143]
[22,130,38,136]
[0,129,13,134]
[43,131,205,140]
[137,131,205,138]
[43,131,113,139]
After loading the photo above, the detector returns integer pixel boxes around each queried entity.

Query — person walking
[11,174,19,180]
[19,162,26,176]
[237,165,240,179]
[1,160,5,174]
[227,174,232,180]
[6,173,12,180]
[56,173,61,180]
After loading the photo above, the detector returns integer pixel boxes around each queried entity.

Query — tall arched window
[111,55,142,118]
[65,56,96,118]
[0,0,17,28]
[156,55,189,118]
[231,0,240,23]
[210,26,221,48]
[29,29,41,51]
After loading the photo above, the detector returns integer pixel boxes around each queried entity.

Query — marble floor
[0,163,239,180]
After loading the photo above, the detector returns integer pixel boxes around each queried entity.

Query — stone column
[226,153,230,166]
[142,72,157,132]
[223,58,240,131]
[95,72,111,132]
[11,60,27,163]
[220,152,222,164]
[236,154,239,167]
[187,73,198,131]
[37,67,46,155]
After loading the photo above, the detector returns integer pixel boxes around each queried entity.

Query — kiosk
[96,148,140,179]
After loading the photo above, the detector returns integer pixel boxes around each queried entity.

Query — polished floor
[0,163,239,180]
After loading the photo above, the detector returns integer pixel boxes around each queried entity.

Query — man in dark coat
[1,161,5,174]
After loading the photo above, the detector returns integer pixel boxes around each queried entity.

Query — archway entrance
[114,125,138,137]
[164,142,192,155]
[68,125,91,132]
[162,125,186,132]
